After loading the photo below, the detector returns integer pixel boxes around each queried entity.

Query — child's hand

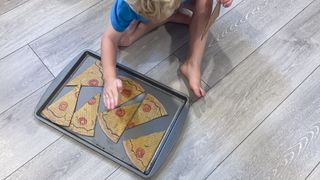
[220,0,233,8]
[103,78,123,110]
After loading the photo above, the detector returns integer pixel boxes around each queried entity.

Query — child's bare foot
[180,60,206,97]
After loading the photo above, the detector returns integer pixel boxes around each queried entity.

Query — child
[101,0,233,110]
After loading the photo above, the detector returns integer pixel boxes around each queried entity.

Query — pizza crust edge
[123,139,146,172]
[41,108,70,126]
[98,113,120,143]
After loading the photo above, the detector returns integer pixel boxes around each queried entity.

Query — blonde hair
[126,0,181,22]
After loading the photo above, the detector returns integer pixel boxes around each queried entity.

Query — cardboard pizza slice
[126,94,167,129]
[118,76,144,106]
[98,103,140,143]
[67,60,103,87]
[41,85,81,126]
[68,93,100,136]
[123,131,165,172]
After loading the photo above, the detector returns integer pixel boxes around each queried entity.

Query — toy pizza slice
[42,85,80,126]
[98,103,140,143]
[68,93,100,136]
[126,94,167,129]
[123,131,165,172]
[118,76,144,105]
[67,60,103,87]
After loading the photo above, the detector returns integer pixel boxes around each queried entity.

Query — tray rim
[34,50,190,178]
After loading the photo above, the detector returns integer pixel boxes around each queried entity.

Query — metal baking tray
[34,50,189,178]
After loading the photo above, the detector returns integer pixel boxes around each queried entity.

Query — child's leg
[119,21,139,47]
[180,0,212,97]
[119,12,191,47]
[119,21,159,47]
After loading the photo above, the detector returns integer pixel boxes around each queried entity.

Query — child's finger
[109,91,115,109]
[111,88,119,109]
[103,93,107,108]
[224,1,232,7]
[107,91,113,110]
[112,89,118,108]
[113,89,119,107]
[104,93,110,110]
[193,88,202,97]
[220,0,232,7]
[117,79,123,92]
[200,88,206,97]
[103,93,107,109]
[115,79,122,107]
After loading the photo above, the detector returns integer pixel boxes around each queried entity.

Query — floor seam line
[28,44,56,77]
[0,0,31,16]
[0,80,52,117]
[306,161,320,179]
[0,46,27,62]
[0,0,103,61]
[28,0,104,46]
[3,135,64,180]
[104,166,121,180]
[144,54,178,75]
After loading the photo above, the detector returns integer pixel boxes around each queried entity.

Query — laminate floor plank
[0,0,101,60]
[175,0,316,88]
[6,136,118,180]
[0,84,61,180]
[0,45,53,114]
[207,51,320,179]
[146,0,319,178]
[29,0,112,76]
[0,0,29,15]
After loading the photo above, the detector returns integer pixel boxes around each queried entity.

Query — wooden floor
[1,0,320,179]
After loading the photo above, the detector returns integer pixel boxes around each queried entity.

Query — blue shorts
[110,0,188,32]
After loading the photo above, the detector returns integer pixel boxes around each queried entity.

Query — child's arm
[101,24,123,110]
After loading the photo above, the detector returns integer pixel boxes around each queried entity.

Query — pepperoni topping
[58,101,68,111]
[88,97,96,105]
[121,89,132,98]
[78,117,87,125]
[135,147,145,158]
[88,79,99,86]
[74,91,80,98]
[115,108,125,117]
[143,104,151,112]
[126,121,135,129]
